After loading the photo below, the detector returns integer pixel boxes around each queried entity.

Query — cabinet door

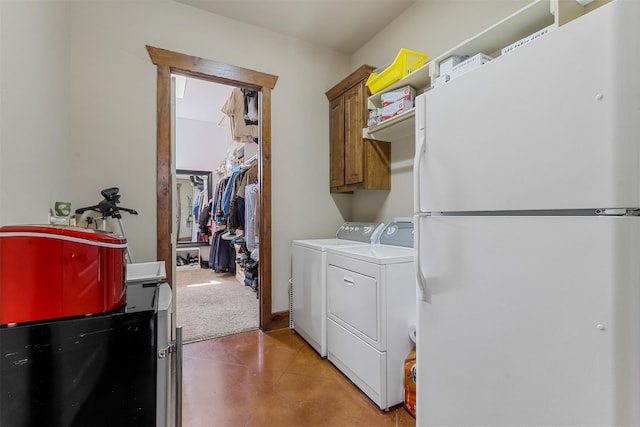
[343,84,364,185]
[329,97,345,188]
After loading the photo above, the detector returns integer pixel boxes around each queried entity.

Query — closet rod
[244,154,258,165]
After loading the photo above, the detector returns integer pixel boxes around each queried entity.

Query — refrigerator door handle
[413,130,426,213]
[414,215,431,303]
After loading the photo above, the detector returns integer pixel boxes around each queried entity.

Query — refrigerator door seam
[595,208,640,216]
[428,208,640,217]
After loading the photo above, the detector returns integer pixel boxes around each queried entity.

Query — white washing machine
[325,221,415,410]
[291,222,384,357]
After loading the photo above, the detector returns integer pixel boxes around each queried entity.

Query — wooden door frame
[146,45,278,331]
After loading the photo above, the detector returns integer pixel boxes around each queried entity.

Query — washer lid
[291,222,385,250]
[326,244,414,265]
[291,238,370,251]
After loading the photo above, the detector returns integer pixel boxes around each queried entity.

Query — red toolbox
[0,225,127,325]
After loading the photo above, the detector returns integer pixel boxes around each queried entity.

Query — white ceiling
[174,0,417,54]
[175,77,233,123]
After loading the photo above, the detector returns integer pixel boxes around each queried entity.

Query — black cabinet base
[1,310,157,426]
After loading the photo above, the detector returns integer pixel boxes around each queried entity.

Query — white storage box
[433,74,450,88]
[126,261,167,285]
[450,53,492,80]
[368,108,381,126]
[501,24,557,55]
[438,55,468,76]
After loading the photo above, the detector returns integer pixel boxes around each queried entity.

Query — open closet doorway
[174,77,261,342]
[146,46,279,334]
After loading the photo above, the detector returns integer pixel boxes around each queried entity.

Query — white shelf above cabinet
[363,108,415,141]
[367,66,431,110]
[428,0,555,77]
[365,0,557,141]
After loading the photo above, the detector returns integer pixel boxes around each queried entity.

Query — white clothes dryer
[291,222,384,357]
[325,221,415,410]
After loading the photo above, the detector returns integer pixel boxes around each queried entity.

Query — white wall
[0,0,73,225]
[0,0,536,313]
[176,76,235,173]
[350,0,531,223]
[175,78,258,175]
[0,0,350,313]
[176,118,229,172]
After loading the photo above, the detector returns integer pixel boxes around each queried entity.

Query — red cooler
[0,225,127,325]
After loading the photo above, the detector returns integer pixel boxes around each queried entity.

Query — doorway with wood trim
[146,46,278,332]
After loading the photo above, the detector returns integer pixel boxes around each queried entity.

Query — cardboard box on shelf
[380,99,413,122]
[381,85,416,106]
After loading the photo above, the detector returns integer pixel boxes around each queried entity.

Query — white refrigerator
[413,1,640,425]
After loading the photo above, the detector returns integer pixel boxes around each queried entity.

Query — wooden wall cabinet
[326,65,390,193]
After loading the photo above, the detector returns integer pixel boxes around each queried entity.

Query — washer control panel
[379,221,414,248]
[336,222,385,243]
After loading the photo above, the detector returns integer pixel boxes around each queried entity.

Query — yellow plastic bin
[366,48,428,94]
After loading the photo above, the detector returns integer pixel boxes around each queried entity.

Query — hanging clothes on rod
[242,89,258,125]
[244,182,259,256]
[193,185,209,243]
[221,88,258,143]
[209,229,235,273]
[205,138,259,279]
[235,162,257,233]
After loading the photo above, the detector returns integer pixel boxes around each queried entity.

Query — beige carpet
[176,268,259,343]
